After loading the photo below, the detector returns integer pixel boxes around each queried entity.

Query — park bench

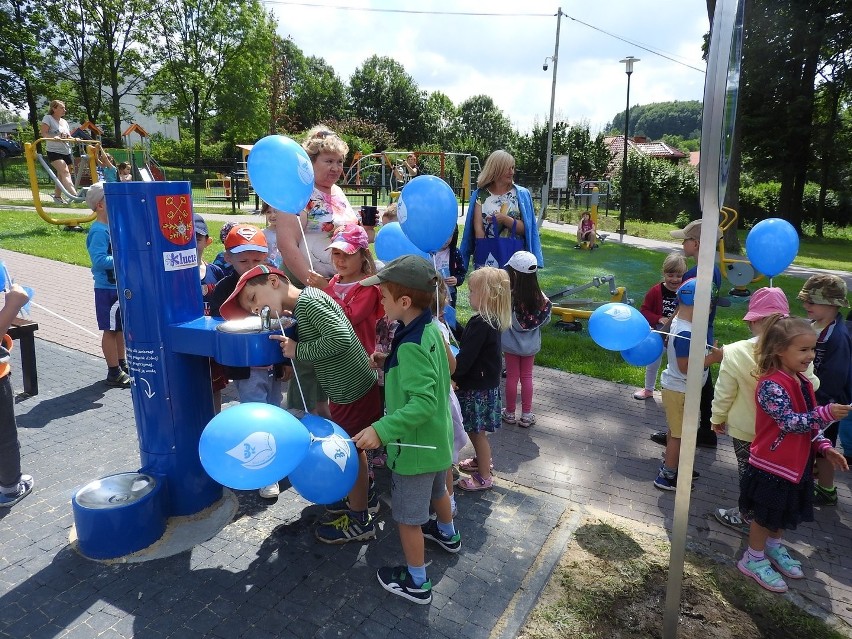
[8,317,39,396]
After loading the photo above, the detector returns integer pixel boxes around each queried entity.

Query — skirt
[456,387,501,434]
[739,464,814,532]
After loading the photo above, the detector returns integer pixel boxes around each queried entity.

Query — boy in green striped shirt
[221,264,381,544]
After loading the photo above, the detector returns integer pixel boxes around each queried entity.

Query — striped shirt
[293,287,377,404]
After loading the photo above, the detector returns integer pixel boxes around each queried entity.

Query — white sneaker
[259,483,280,499]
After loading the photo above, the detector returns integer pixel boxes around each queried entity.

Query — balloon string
[275,310,308,413]
[650,329,718,351]
[432,253,440,319]
[310,434,436,450]
[298,221,315,274]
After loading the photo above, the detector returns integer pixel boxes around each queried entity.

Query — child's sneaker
[325,482,380,516]
[737,555,788,592]
[105,371,131,388]
[519,413,536,428]
[315,512,375,544]
[814,484,838,506]
[0,475,34,507]
[765,545,804,579]
[376,566,432,604]
[501,409,516,424]
[258,482,280,499]
[372,450,387,468]
[52,195,66,204]
[653,469,677,491]
[421,518,462,553]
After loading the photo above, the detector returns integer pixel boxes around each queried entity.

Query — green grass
[0,207,849,390]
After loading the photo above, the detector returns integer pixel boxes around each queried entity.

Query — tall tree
[422,91,456,149]
[143,0,269,168]
[349,55,426,148]
[0,0,55,140]
[453,95,514,162]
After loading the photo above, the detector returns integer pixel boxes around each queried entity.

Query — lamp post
[618,56,639,239]
[538,7,563,228]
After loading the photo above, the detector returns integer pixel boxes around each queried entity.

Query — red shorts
[330,383,382,437]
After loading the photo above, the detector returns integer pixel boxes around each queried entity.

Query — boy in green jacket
[353,255,458,605]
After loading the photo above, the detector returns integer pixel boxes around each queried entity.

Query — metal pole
[619,56,638,239]
[538,7,562,227]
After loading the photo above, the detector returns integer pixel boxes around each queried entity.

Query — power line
[261,1,706,73]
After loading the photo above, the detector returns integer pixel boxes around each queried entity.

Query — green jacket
[373,309,453,475]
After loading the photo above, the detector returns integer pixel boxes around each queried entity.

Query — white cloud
[269,0,710,135]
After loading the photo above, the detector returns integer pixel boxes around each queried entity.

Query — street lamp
[618,56,639,239]
[538,7,563,228]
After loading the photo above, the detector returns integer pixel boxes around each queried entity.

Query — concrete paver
[1,223,851,637]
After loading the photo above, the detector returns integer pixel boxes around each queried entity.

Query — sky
[265,0,711,135]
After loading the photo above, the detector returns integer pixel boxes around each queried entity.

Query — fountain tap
[259,306,271,330]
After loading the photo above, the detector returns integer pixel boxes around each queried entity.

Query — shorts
[286,359,328,412]
[330,382,382,437]
[661,389,686,438]
[391,470,448,525]
[46,151,73,166]
[456,387,501,434]
[94,288,123,331]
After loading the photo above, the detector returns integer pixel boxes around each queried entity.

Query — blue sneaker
[0,475,34,508]
[324,483,380,516]
[653,470,677,491]
[421,518,461,553]
[376,566,432,604]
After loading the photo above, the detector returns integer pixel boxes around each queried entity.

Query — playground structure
[718,206,762,295]
[122,123,165,182]
[23,137,100,227]
[550,275,630,332]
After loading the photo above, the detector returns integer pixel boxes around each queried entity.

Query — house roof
[604,135,687,160]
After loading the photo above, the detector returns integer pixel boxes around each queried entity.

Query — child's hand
[351,426,381,450]
[270,334,297,358]
[369,351,388,369]
[305,271,329,289]
[444,276,457,287]
[824,447,849,471]
[830,403,852,421]
[4,283,30,312]
[711,422,727,436]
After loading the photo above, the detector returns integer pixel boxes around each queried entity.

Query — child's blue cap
[677,278,697,306]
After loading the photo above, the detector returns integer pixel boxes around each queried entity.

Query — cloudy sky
[266,0,711,134]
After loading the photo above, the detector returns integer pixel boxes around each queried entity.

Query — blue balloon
[300,413,335,437]
[199,403,310,490]
[745,218,799,278]
[247,135,315,214]
[288,423,359,505]
[621,331,664,366]
[398,175,459,253]
[21,286,34,317]
[588,303,651,351]
[0,261,9,292]
[375,222,429,262]
[443,304,457,329]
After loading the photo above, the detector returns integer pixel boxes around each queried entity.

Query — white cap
[505,250,538,273]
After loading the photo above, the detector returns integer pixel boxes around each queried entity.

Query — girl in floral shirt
[501,251,551,428]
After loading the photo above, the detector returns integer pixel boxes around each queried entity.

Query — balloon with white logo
[288,422,359,504]
[199,403,311,490]
[397,175,459,253]
[588,302,651,351]
[247,135,314,214]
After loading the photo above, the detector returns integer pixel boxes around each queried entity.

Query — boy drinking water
[219,264,381,543]
[352,255,457,605]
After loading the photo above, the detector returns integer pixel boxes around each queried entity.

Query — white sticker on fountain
[321,434,350,472]
[227,432,276,469]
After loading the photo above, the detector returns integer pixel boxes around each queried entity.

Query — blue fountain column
[105,181,221,515]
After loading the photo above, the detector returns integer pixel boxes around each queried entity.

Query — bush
[614,155,698,221]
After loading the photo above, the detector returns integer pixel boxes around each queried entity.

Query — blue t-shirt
[683,264,721,343]
[86,221,116,289]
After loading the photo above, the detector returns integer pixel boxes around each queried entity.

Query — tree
[607,101,702,139]
[143,0,271,169]
[290,55,349,131]
[0,0,55,140]
[349,56,426,148]
[422,91,456,149]
[453,95,515,163]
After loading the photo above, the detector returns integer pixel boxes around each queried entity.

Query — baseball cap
[219,264,288,320]
[224,224,268,254]
[670,220,722,243]
[85,181,105,209]
[505,250,538,273]
[327,225,368,255]
[219,221,238,244]
[797,274,849,308]
[360,255,439,291]
[743,287,789,321]
[677,278,697,306]
[193,214,209,237]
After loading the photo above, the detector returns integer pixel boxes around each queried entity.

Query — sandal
[737,556,788,593]
[458,457,494,473]
[501,409,516,424]
[633,389,654,400]
[456,472,493,492]
[765,545,804,579]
